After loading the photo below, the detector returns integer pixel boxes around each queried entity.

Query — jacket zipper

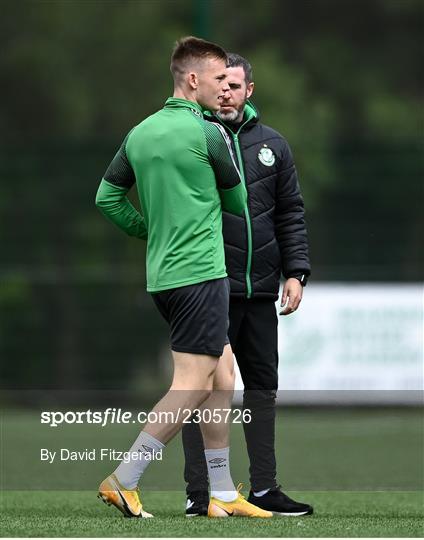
[233,133,253,299]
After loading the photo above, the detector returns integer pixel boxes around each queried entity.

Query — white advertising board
[234,284,423,403]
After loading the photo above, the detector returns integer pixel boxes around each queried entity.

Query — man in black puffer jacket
[182,53,313,517]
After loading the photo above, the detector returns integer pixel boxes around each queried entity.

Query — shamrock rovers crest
[258,145,275,166]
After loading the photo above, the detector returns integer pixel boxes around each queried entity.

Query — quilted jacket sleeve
[274,138,311,278]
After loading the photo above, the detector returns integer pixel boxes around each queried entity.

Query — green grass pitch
[1,408,423,537]
[1,490,423,537]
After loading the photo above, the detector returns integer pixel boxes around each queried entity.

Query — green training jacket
[96,97,247,292]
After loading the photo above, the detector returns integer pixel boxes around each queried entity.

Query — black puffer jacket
[210,102,310,300]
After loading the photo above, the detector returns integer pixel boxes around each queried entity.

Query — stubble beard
[217,109,240,122]
[216,97,246,123]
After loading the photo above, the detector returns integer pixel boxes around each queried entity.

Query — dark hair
[170,36,227,81]
[227,53,253,84]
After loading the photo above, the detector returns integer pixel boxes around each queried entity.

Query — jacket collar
[164,97,203,115]
[242,100,260,125]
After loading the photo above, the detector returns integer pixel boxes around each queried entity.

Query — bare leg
[143,351,219,443]
[111,350,219,490]
[200,344,235,448]
[197,344,237,500]
[182,345,235,493]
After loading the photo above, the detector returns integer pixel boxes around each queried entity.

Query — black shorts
[152,278,230,357]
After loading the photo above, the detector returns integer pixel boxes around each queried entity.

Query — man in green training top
[95,36,272,519]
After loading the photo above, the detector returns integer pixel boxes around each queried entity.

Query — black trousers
[181,299,279,492]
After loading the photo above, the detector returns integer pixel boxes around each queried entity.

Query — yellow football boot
[98,473,153,518]
[208,484,273,518]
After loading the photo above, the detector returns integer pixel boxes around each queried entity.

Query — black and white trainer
[185,490,209,517]
[247,485,313,516]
